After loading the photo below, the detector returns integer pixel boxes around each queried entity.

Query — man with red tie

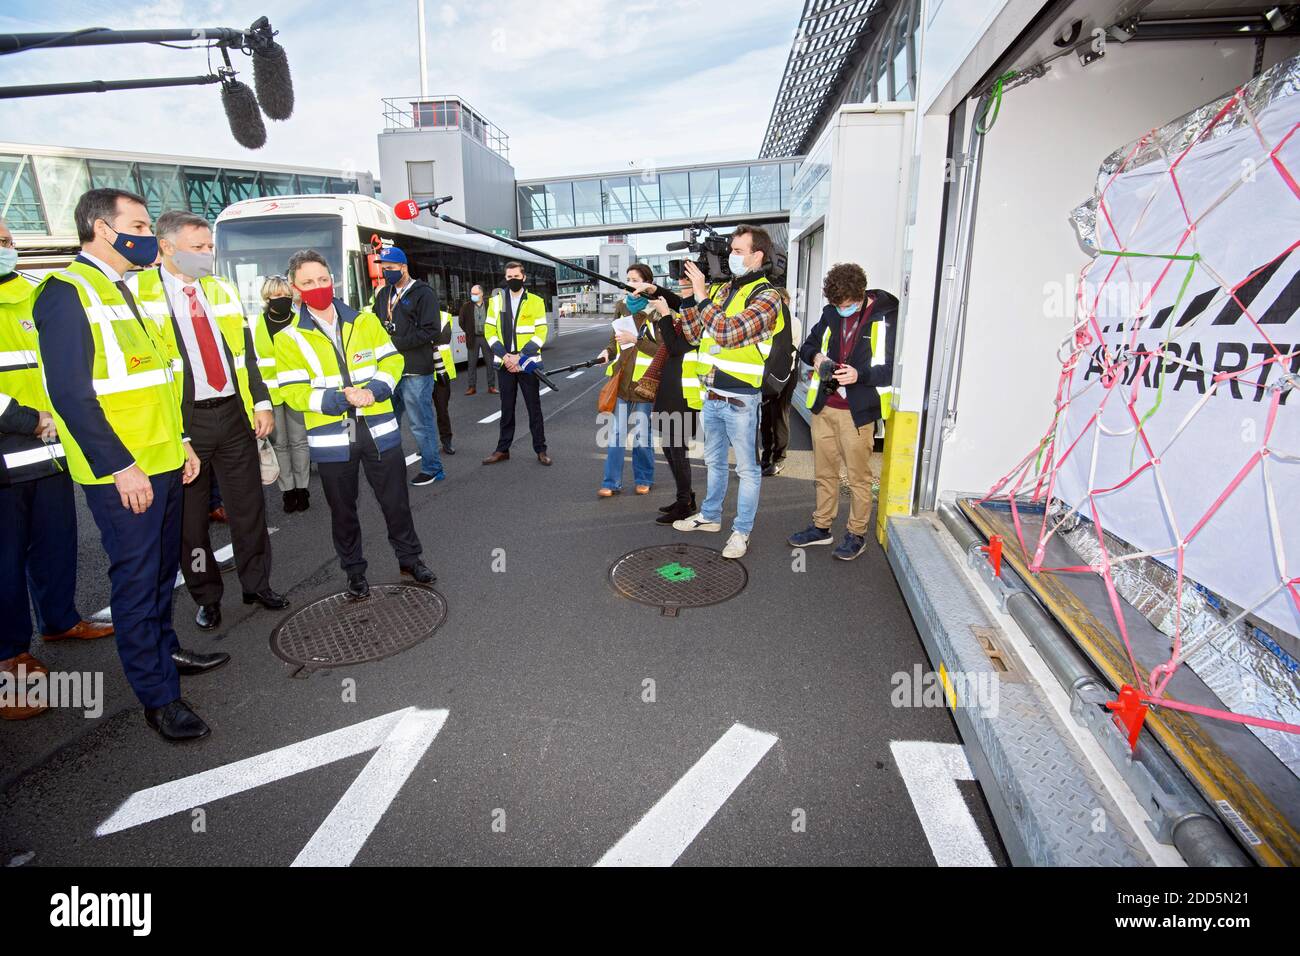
[130,210,288,632]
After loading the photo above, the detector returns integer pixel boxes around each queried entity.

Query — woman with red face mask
[274,249,435,600]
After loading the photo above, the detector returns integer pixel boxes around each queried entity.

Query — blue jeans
[392,373,444,477]
[602,399,654,491]
[700,392,761,535]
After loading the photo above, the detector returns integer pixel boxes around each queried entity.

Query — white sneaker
[673,513,721,533]
[722,531,749,559]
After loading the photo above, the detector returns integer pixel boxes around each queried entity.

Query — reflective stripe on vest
[438,311,458,380]
[871,318,892,420]
[697,277,773,389]
[42,263,184,484]
[805,326,834,410]
[248,310,280,403]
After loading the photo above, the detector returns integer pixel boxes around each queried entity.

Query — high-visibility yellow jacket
[697,276,778,391]
[273,301,404,463]
[438,310,457,380]
[34,260,184,484]
[129,268,260,429]
[485,289,547,365]
[0,273,66,484]
[247,309,281,404]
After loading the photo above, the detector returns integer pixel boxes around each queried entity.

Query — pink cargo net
[981,80,1300,740]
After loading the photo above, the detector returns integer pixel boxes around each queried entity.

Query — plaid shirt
[679,281,782,388]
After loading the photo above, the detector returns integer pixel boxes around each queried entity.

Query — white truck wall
[936,36,1299,497]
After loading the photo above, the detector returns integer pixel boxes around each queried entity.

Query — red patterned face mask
[296,283,334,311]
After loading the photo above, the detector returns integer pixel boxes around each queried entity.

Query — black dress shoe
[171,647,230,675]
[282,490,298,513]
[347,572,370,601]
[400,560,437,585]
[243,588,290,610]
[195,603,221,631]
[296,488,311,512]
[144,699,210,742]
[442,444,456,455]
[656,499,697,524]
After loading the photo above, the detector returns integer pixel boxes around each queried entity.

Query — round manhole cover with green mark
[608,544,747,615]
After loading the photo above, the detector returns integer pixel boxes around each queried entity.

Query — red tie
[183,285,228,392]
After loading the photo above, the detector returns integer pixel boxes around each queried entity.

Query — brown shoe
[209,506,229,524]
[488,386,499,394]
[537,452,553,466]
[465,387,477,395]
[43,619,114,642]
[482,451,510,465]
[598,487,617,497]
[0,653,50,720]
[634,485,651,495]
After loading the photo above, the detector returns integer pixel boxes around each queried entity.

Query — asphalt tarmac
[0,323,1007,866]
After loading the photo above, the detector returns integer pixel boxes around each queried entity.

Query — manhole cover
[270,584,447,667]
[609,544,747,616]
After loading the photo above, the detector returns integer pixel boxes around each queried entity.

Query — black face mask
[267,296,294,318]
[506,278,524,292]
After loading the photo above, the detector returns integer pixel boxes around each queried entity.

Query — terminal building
[1,142,375,270]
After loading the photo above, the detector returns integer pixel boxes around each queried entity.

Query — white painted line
[98,706,448,868]
[405,451,420,465]
[889,741,995,867]
[596,722,777,867]
[566,369,587,379]
[539,386,553,396]
[478,410,502,424]
[293,708,449,867]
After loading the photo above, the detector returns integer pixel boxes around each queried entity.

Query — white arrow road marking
[889,741,995,867]
[596,722,777,867]
[96,707,448,867]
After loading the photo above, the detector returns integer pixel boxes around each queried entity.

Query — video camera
[666,221,732,284]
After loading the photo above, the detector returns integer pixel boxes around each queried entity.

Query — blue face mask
[0,247,17,276]
[382,269,403,286]
[836,302,860,318]
[625,294,648,314]
[104,222,159,268]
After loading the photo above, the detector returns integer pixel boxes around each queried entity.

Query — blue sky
[0,1,800,255]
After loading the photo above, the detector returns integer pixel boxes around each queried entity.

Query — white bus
[213,194,558,365]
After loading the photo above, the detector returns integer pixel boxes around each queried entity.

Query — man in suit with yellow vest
[0,217,116,721]
[482,261,551,465]
[129,210,288,633]
[33,188,224,742]
[655,225,782,560]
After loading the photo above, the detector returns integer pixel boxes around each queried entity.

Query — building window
[0,154,46,233]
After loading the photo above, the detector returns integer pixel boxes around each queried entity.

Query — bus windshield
[215,213,344,314]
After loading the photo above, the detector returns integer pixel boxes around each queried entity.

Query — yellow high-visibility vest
[438,310,458,380]
[697,277,777,390]
[130,268,258,428]
[34,260,184,484]
[0,273,66,480]
[273,306,405,463]
[485,289,547,363]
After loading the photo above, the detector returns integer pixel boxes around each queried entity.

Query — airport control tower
[376,94,518,240]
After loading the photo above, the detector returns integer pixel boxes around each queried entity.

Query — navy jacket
[797,291,898,429]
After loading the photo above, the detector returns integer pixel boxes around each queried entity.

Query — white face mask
[0,247,17,276]
[728,253,748,277]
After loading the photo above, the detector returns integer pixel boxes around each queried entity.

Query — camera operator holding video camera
[787,263,896,562]
[634,224,783,560]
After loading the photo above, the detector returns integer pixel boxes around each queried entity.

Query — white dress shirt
[160,266,236,402]
[80,250,124,284]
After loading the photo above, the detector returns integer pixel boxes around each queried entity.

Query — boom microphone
[221,78,267,149]
[664,239,692,251]
[251,39,294,120]
[393,197,454,220]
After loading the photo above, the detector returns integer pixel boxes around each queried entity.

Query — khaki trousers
[812,405,875,536]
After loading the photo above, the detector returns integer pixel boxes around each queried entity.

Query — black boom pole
[431,209,636,293]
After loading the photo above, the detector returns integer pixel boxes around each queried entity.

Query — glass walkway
[517,157,801,240]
